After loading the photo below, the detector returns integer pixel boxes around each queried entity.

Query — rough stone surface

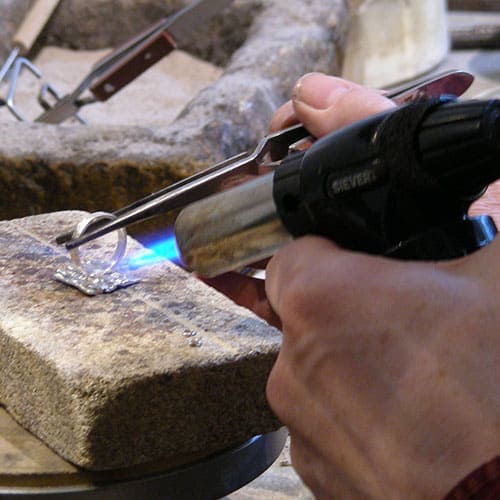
[0,211,282,470]
[0,0,348,236]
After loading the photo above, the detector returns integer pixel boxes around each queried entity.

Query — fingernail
[292,72,323,103]
[292,73,350,110]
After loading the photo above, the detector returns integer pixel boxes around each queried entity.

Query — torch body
[175,98,500,277]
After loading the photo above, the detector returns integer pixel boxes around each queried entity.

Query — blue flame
[125,228,182,270]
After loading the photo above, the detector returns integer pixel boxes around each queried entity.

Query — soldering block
[0,211,282,470]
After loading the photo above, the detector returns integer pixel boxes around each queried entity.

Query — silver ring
[69,211,127,275]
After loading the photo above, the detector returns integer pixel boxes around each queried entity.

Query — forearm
[443,456,500,500]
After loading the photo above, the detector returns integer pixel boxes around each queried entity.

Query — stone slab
[0,211,282,470]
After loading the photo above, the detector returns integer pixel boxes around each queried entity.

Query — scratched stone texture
[0,211,282,470]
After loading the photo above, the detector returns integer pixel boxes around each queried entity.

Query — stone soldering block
[0,211,281,470]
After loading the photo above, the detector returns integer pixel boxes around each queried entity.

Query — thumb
[292,73,395,137]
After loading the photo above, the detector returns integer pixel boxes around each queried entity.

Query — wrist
[443,455,500,500]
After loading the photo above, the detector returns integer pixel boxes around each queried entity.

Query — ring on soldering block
[69,211,127,275]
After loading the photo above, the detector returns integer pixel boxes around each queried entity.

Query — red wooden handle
[90,31,177,102]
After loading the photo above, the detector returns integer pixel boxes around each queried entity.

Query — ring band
[69,211,127,275]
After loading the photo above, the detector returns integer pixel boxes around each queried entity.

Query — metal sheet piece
[54,263,139,296]
[54,210,139,295]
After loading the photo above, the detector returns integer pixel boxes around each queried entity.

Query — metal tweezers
[58,69,474,249]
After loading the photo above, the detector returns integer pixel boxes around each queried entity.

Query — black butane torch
[174,98,500,277]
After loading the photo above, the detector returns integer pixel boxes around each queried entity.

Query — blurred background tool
[34,0,232,124]
[448,0,500,11]
[0,0,61,120]
[449,0,500,50]
[445,1,500,101]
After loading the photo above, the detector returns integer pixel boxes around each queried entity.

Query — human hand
[264,74,500,498]
[265,235,500,499]
[203,73,395,328]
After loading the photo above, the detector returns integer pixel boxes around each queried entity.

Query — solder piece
[54,211,138,295]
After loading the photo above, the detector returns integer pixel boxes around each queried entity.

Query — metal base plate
[0,428,288,499]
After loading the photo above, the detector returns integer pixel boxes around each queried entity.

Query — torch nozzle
[175,173,292,277]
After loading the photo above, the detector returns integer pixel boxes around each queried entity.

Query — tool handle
[89,30,177,102]
[274,99,500,257]
[12,0,61,54]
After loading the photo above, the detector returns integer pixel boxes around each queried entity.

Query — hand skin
[206,72,499,498]
[262,73,499,499]
[201,72,500,497]
[202,74,397,328]
[266,235,500,499]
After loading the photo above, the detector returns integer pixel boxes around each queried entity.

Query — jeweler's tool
[175,96,500,276]
[35,0,233,124]
[57,69,474,251]
[0,0,61,120]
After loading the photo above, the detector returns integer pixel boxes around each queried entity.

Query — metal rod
[452,25,500,49]
[0,48,20,85]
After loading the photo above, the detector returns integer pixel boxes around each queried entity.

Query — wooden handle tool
[12,0,61,55]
